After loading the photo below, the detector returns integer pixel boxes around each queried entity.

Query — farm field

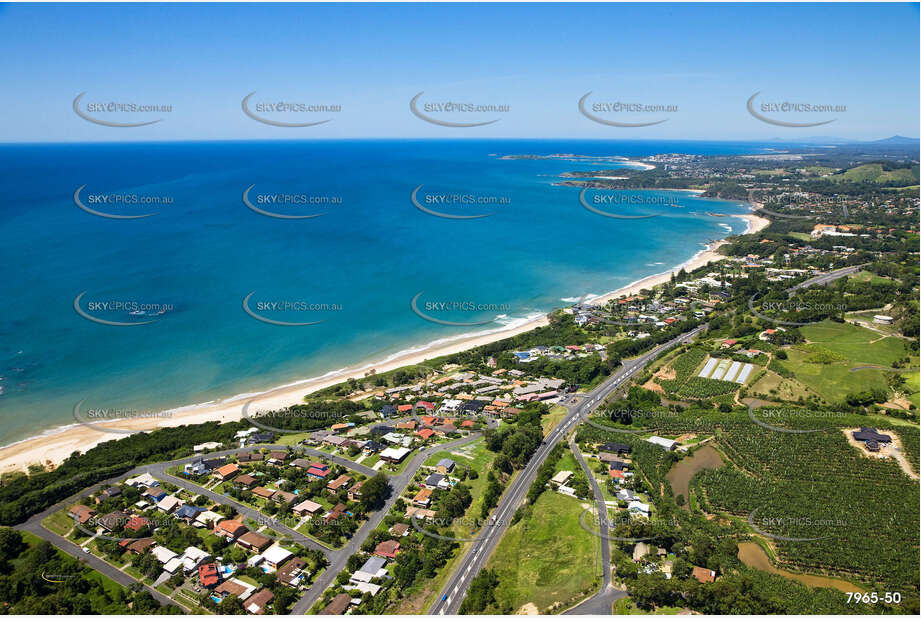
[697,417,920,592]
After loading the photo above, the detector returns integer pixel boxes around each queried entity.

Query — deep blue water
[0,139,768,445]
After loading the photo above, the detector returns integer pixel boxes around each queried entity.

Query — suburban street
[429,324,705,615]
[563,439,629,615]
[289,433,482,615]
[14,432,482,616]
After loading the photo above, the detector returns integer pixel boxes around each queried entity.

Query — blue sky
[0,2,917,142]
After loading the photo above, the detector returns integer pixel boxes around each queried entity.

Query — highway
[429,324,705,615]
[787,263,864,294]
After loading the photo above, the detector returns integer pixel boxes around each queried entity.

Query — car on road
[82,547,90,554]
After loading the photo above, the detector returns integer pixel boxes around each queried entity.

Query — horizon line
[1,135,918,147]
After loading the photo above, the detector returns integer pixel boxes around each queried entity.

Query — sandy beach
[0,211,770,474]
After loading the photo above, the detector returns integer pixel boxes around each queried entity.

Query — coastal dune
[0,211,769,473]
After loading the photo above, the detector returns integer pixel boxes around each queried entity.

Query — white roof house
[158,495,183,512]
[261,544,293,569]
[293,499,323,515]
[125,472,159,488]
[163,557,184,574]
[181,546,210,572]
[550,470,574,486]
[647,436,677,450]
[346,582,383,597]
[380,446,411,462]
[629,500,651,515]
[196,510,225,527]
[151,546,177,564]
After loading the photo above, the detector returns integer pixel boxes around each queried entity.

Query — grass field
[748,368,813,401]
[830,163,919,185]
[542,405,569,436]
[904,371,920,408]
[777,321,910,402]
[487,491,600,613]
[848,271,893,286]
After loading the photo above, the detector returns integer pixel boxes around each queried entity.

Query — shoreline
[0,209,770,476]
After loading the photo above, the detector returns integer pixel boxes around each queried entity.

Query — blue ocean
[0,139,766,446]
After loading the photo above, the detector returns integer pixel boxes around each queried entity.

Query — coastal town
[1,139,918,616]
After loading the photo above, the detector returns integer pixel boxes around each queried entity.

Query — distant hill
[870,135,920,145]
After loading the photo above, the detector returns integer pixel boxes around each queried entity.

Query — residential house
[692,566,717,583]
[347,481,364,502]
[213,463,240,481]
[412,488,433,507]
[273,490,297,506]
[69,504,96,525]
[276,557,308,587]
[123,538,155,555]
[95,486,122,504]
[550,470,573,486]
[633,542,650,561]
[144,487,168,503]
[424,473,448,490]
[237,531,272,552]
[97,511,128,532]
[293,499,324,516]
[215,578,257,602]
[350,556,388,584]
[215,519,248,540]
[325,503,348,522]
[261,544,293,570]
[327,474,351,494]
[380,447,411,462]
[125,515,151,532]
[245,588,274,615]
[374,540,400,559]
[252,487,276,500]
[157,495,183,514]
[320,593,353,615]
[599,442,631,454]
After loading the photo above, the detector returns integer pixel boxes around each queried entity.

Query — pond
[665,444,723,509]
[737,542,864,593]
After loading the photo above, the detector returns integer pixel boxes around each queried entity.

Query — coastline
[0,208,770,475]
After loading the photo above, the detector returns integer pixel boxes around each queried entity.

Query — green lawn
[487,491,600,613]
[42,508,76,536]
